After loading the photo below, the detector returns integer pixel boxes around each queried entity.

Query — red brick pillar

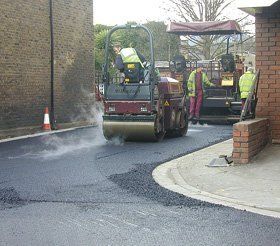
[232,119,269,164]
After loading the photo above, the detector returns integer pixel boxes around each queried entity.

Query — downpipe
[49,0,57,129]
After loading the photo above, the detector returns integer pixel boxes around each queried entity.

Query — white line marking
[0,125,95,143]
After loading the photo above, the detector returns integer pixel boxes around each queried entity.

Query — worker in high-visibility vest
[187,66,214,120]
[239,67,255,110]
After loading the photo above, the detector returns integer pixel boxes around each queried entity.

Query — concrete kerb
[153,140,280,219]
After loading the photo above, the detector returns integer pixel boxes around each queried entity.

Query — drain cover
[207,157,230,167]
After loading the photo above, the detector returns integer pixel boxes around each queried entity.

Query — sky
[93,0,249,26]
[93,0,168,25]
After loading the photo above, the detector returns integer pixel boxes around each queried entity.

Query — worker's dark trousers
[241,98,251,113]
[189,90,203,118]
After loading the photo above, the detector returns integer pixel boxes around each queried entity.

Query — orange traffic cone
[42,107,51,131]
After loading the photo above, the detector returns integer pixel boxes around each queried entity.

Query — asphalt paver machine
[101,24,188,141]
[167,20,247,123]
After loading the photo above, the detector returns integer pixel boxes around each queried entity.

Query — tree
[94,24,112,72]
[144,21,180,61]
[163,0,254,60]
[165,0,232,22]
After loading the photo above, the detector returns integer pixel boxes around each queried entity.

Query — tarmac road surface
[0,125,280,245]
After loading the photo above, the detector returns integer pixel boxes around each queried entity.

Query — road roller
[101,24,188,141]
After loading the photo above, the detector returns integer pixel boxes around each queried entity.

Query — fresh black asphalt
[0,125,280,245]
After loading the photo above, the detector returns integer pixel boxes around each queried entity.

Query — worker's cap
[247,67,254,72]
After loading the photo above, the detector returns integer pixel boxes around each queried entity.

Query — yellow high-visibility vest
[187,70,212,97]
[120,48,144,68]
[239,71,255,99]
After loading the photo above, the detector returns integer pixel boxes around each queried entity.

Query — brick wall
[255,15,280,143]
[0,0,94,130]
[233,119,269,164]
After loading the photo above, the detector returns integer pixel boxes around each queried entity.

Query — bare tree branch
[164,0,254,59]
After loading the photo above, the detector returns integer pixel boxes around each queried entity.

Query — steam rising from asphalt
[107,136,124,146]
[71,89,124,146]
[21,92,124,159]
[37,101,107,159]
